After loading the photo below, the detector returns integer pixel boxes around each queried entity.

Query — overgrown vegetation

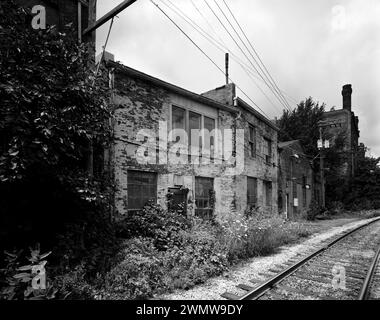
[94,204,311,300]
[0,1,118,299]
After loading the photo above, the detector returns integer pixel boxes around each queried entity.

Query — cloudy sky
[96,0,380,157]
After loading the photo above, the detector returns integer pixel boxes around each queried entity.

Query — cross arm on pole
[83,0,137,36]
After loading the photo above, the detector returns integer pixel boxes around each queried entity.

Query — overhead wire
[212,0,290,113]
[159,0,280,113]
[202,0,290,113]
[150,0,271,119]
[221,0,293,111]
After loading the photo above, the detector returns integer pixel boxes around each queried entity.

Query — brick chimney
[201,83,236,107]
[342,84,352,111]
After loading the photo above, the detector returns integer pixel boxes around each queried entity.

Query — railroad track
[220,217,380,300]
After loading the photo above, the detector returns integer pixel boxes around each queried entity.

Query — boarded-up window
[264,180,272,207]
[128,171,157,211]
[195,177,214,219]
[247,177,257,207]
[248,125,256,157]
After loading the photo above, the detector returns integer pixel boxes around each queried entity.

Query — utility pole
[83,0,137,36]
[225,53,229,85]
[319,127,325,208]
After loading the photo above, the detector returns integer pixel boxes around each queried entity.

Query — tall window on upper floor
[248,125,256,157]
[171,106,216,159]
[189,111,202,155]
[263,138,272,164]
[204,116,215,158]
[172,106,186,135]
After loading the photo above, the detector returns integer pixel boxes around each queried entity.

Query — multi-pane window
[171,106,216,159]
[247,177,258,207]
[171,106,186,148]
[264,181,272,207]
[127,171,157,211]
[248,125,256,157]
[204,116,215,158]
[263,138,272,164]
[195,177,214,219]
[189,111,201,154]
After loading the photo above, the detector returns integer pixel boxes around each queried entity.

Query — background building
[107,59,279,220]
[278,140,321,219]
[322,84,360,181]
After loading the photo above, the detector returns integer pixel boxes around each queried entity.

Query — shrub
[0,245,57,300]
[307,200,321,221]
[100,238,166,300]
[328,201,345,216]
[116,203,191,250]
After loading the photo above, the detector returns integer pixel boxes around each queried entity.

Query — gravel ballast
[157,217,378,300]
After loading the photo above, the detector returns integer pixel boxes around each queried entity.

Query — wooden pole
[83,0,137,36]
[78,1,82,43]
[319,127,326,208]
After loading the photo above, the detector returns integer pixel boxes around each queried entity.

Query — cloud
[96,0,380,156]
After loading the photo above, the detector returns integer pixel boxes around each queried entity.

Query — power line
[202,0,290,113]
[150,0,271,119]
[159,0,280,113]
[221,0,293,111]
[212,0,289,113]
[190,0,227,49]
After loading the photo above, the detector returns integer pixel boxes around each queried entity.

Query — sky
[95,0,380,157]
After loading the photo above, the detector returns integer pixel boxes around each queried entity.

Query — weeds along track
[220,218,380,300]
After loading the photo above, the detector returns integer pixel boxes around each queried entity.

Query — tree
[277,97,325,157]
[0,1,115,265]
[345,150,380,209]
[0,1,110,184]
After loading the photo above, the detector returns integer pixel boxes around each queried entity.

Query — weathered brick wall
[16,0,94,44]
[322,109,356,179]
[201,83,236,107]
[111,70,239,220]
[200,83,279,214]
[238,110,278,214]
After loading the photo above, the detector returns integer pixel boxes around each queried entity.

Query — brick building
[16,0,96,43]
[278,140,321,219]
[106,59,279,220]
[322,84,360,181]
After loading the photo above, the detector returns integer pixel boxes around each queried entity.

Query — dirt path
[157,217,377,300]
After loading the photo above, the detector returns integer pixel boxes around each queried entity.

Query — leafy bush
[0,245,57,300]
[306,200,322,221]
[116,203,191,250]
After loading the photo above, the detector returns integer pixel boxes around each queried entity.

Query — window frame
[195,176,214,219]
[264,180,272,207]
[263,137,272,165]
[127,170,158,212]
[248,124,256,158]
[170,105,217,159]
[247,177,258,208]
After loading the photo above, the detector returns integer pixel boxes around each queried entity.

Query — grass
[92,209,380,300]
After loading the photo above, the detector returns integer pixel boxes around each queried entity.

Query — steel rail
[358,244,380,300]
[240,217,380,300]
